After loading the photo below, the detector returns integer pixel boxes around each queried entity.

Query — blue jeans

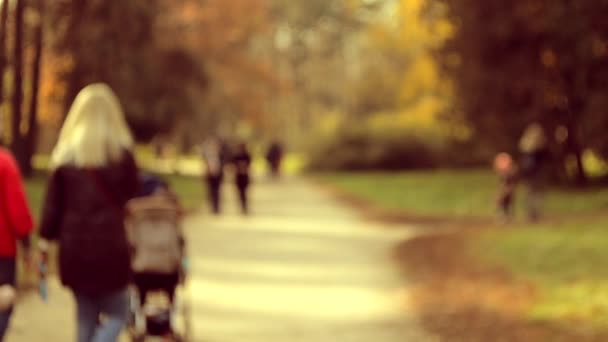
[74,288,128,342]
[0,258,16,341]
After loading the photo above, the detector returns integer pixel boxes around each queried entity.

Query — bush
[441,139,495,168]
[307,125,441,171]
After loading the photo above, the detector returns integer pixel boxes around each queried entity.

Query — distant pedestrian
[519,123,549,222]
[266,141,283,179]
[0,149,34,339]
[38,83,140,342]
[493,152,518,223]
[202,138,225,214]
[232,142,252,215]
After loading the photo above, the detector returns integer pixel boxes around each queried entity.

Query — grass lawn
[164,174,205,211]
[24,172,48,221]
[477,216,608,329]
[320,170,608,218]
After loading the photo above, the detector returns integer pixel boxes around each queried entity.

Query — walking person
[232,142,252,215]
[38,83,139,342]
[266,140,283,179]
[0,149,34,339]
[519,123,549,222]
[202,138,226,215]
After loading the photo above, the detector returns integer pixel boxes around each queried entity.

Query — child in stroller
[126,173,188,340]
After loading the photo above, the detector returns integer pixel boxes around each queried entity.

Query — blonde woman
[39,83,139,342]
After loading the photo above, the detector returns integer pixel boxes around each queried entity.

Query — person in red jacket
[0,148,34,339]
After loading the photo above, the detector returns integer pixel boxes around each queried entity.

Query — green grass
[24,173,47,221]
[477,217,608,327]
[164,174,205,211]
[320,170,608,217]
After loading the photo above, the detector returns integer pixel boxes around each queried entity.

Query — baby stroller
[126,175,191,341]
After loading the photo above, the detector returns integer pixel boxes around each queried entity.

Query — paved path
[7,177,435,341]
[186,178,435,341]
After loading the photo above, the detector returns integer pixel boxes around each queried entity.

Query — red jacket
[0,149,34,257]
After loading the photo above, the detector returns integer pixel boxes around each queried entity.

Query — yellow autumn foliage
[365,0,454,131]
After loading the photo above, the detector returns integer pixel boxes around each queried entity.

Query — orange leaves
[159,0,271,60]
[154,0,276,128]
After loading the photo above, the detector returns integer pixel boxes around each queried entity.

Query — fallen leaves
[396,232,608,341]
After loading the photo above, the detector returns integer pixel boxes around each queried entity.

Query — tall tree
[0,0,9,143]
[268,0,381,142]
[11,0,26,170]
[24,0,45,176]
[163,0,275,135]
[50,0,207,142]
[436,0,608,183]
[353,0,452,120]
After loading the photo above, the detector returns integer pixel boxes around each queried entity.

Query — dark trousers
[206,175,222,214]
[0,258,15,340]
[497,192,514,220]
[524,180,542,222]
[269,160,281,178]
[236,174,250,214]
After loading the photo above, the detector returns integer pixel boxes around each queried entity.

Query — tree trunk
[64,66,84,117]
[566,121,587,186]
[564,93,588,186]
[62,0,88,121]
[573,146,586,186]
[0,0,9,145]
[11,0,26,171]
[24,0,45,177]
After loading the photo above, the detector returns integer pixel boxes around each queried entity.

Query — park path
[6,177,435,342]
[185,177,435,341]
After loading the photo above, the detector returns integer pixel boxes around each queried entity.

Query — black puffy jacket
[40,152,139,295]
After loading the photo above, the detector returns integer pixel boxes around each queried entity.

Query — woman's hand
[36,240,50,278]
[36,240,50,302]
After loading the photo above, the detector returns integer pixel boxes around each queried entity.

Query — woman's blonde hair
[51,83,134,168]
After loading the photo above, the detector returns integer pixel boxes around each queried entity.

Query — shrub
[307,125,441,171]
